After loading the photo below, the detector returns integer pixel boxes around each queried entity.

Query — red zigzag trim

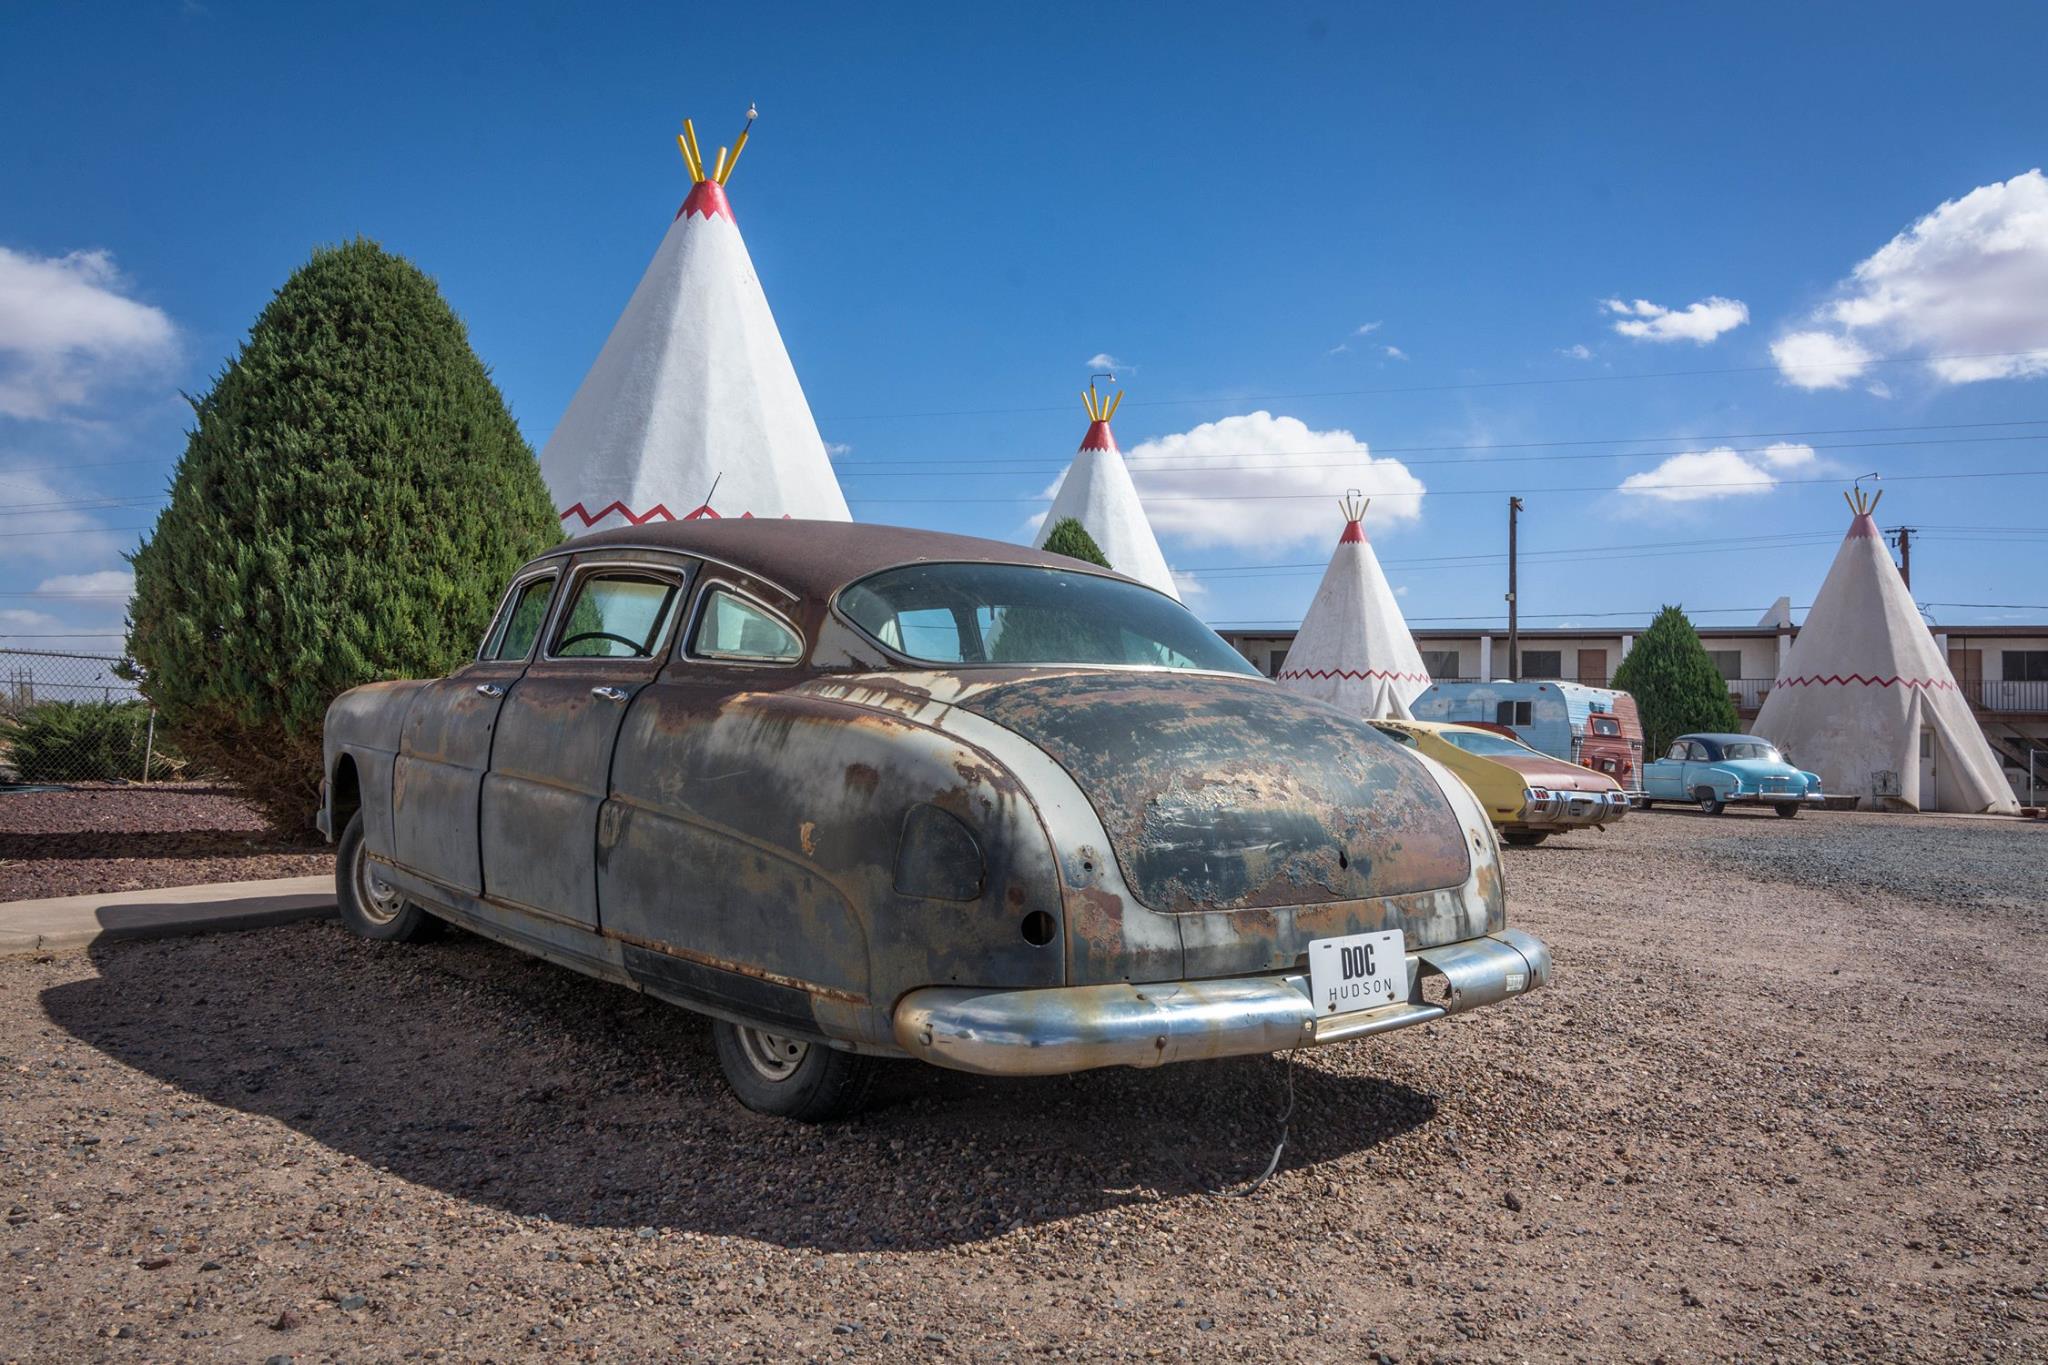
[1278,667,1432,683]
[559,501,792,528]
[1775,674,1957,690]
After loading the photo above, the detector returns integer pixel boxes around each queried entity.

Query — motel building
[1216,621,2048,799]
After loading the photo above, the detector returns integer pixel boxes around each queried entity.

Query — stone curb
[0,875,336,957]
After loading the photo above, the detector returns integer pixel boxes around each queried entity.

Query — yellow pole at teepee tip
[681,119,706,183]
[1104,390,1124,422]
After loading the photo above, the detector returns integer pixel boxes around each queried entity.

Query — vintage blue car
[1640,733,1824,817]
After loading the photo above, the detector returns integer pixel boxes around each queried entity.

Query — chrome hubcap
[354,844,403,925]
[735,1027,809,1083]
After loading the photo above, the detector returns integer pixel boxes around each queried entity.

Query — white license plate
[1307,930,1407,1015]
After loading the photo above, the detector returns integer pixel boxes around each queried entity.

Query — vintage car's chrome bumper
[1518,786,1630,828]
[1722,789,1826,806]
[892,928,1550,1076]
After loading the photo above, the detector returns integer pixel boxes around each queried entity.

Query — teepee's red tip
[1079,420,1118,453]
[1339,519,1366,544]
[1847,512,1881,539]
[677,180,734,222]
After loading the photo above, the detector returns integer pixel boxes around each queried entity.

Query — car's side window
[483,574,557,661]
[1687,741,1709,761]
[550,571,683,659]
[1665,741,1689,761]
[690,588,803,663]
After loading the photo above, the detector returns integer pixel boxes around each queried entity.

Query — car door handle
[591,686,629,702]
[474,683,504,698]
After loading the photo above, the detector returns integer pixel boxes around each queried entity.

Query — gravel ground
[1,807,2042,1362]
[0,785,331,902]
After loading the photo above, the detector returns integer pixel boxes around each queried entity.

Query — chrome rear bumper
[893,928,1551,1077]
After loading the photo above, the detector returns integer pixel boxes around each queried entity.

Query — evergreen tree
[127,238,560,829]
[1609,604,1741,755]
[1041,517,1112,569]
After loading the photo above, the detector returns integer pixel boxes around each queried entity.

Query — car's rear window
[1440,728,1540,757]
[838,562,1258,674]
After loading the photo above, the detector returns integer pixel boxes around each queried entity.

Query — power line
[819,349,2048,421]
[849,466,2048,504]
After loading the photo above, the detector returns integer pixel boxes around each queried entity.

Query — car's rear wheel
[1693,787,1727,817]
[1773,802,1802,819]
[336,811,440,942]
[712,1020,878,1121]
[1502,829,1550,847]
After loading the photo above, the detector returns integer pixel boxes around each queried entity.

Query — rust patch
[799,821,817,857]
[843,762,881,796]
[959,672,1471,914]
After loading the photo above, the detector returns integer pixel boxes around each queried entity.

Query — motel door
[1577,649,1607,685]
[1947,649,1982,707]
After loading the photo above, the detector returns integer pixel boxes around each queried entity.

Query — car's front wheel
[1694,787,1727,817]
[711,1020,878,1121]
[1773,802,1802,819]
[336,811,440,942]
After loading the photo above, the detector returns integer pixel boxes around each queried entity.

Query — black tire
[1693,787,1727,817]
[712,1019,878,1121]
[1502,829,1550,847]
[1773,802,1802,819]
[336,811,440,942]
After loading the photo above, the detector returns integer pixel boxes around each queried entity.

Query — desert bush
[3,701,174,783]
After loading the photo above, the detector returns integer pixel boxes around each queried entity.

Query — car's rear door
[1645,740,1689,799]
[391,567,561,894]
[479,551,693,928]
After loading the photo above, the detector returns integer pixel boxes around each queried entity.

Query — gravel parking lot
[2,808,2042,1362]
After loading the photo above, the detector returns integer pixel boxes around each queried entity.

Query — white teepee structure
[1034,383,1179,599]
[1277,492,1432,719]
[538,111,850,533]
[1753,490,2016,813]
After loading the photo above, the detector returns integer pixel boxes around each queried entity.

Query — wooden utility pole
[1507,496,1523,679]
[1897,525,1913,590]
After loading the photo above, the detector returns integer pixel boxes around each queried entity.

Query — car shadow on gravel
[40,924,1437,1252]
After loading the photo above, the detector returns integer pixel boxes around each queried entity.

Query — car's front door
[479,554,692,928]
[1646,740,1690,799]
[1677,739,1714,795]
[391,568,560,893]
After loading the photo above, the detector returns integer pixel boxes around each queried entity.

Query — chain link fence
[0,648,165,784]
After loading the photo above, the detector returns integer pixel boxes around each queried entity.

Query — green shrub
[3,701,173,783]
[1609,605,1741,755]
[127,238,561,830]
[1041,517,1112,569]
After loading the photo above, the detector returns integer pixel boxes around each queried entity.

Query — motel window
[1519,650,1561,679]
[1421,650,1462,679]
[1706,650,1743,681]
[2003,650,2048,682]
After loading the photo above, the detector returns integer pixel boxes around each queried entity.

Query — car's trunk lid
[955,671,1473,916]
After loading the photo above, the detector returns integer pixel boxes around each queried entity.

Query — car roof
[526,518,1150,603]
[1679,732,1758,745]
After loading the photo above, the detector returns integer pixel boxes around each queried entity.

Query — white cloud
[1394,584,1409,598]
[1084,353,1123,373]
[1169,570,1207,601]
[1769,329,1875,389]
[0,608,63,630]
[1382,345,1408,361]
[1759,441,1816,469]
[1617,447,1780,502]
[1560,344,1593,360]
[1602,295,1749,344]
[1353,321,1383,336]
[1111,411,1425,550]
[1772,168,2048,388]
[1325,343,1350,356]
[34,568,135,597]
[823,441,852,459]
[0,247,176,419]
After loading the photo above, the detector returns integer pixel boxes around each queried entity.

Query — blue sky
[4,1,2047,651]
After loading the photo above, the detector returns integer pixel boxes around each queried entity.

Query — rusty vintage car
[320,521,1549,1119]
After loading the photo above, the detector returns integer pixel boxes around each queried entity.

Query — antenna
[719,104,757,185]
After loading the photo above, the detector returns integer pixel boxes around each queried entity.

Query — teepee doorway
[1919,727,1939,810]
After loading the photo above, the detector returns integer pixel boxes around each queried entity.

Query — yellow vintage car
[1369,719,1629,846]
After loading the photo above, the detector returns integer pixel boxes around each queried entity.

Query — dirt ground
[1,808,2042,1363]
[0,785,332,902]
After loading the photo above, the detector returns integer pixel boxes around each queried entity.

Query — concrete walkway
[0,875,335,956]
